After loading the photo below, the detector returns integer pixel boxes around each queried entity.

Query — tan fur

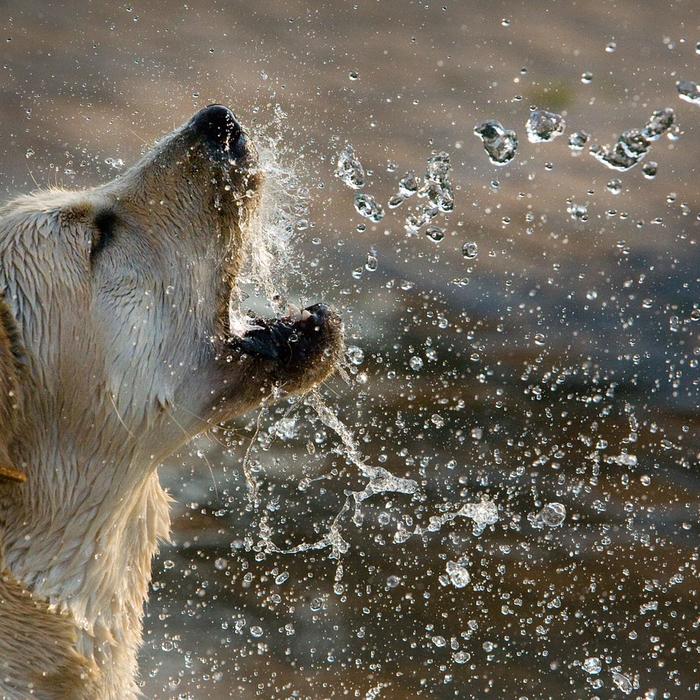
[0,109,342,699]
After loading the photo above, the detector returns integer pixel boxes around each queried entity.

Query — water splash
[229,107,307,330]
[588,107,676,172]
[256,391,420,562]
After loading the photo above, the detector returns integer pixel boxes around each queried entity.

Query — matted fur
[0,108,343,699]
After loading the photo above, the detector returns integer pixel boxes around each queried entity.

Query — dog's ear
[0,294,26,483]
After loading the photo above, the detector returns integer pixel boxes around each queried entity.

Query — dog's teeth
[300,309,312,321]
[287,303,301,320]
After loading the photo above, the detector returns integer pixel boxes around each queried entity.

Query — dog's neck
[0,444,171,697]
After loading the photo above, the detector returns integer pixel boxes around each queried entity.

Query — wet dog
[0,105,343,699]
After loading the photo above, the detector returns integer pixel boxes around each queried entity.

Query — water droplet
[425,225,445,243]
[567,202,588,221]
[453,650,471,664]
[525,109,566,143]
[581,71,593,84]
[474,120,518,165]
[536,502,566,528]
[250,625,264,638]
[611,670,634,695]
[462,241,478,259]
[445,561,471,588]
[346,345,365,365]
[583,657,602,674]
[409,356,424,371]
[590,129,650,171]
[335,144,365,189]
[430,413,444,428]
[607,178,622,194]
[677,79,700,105]
[398,171,420,196]
[354,193,385,222]
[348,70,359,81]
[642,161,657,179]
[642,108,675,141]
[214,557,228,571]
[605,41,617,53]
[104,157,124,170]
[568,131,589,151]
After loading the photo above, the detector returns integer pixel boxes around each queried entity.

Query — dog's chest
[0,567,100,699]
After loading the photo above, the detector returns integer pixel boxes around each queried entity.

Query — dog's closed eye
[91,210,118,259]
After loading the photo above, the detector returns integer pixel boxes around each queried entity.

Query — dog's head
[0,105,343,482]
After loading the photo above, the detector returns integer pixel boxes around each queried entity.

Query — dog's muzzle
[188,104,248,160]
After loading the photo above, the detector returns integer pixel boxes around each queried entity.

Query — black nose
[189,104,246,157]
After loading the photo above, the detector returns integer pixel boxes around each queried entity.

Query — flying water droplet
[642,161,658,179]
[642,108,675,141]
[583,657,602,674]
[354,193,385,222]
[533,502,566,528]
[425,225,445,243]
[445,561,471,588]
[607,178,622,194]
[409,356,424,371]
[611,670,635,695]
[335,144,366,189]
[474,120,518,165]
[453,650,471,664]
[589,129,650,171]
[462,241,478,259]
[568,131,589,151]
[567,202,588,221]
[398,171,420,196]
[526,109,566,143]
[387,193,405,209]
[677,79,700,105]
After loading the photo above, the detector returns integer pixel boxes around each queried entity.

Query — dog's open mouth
[231,303,340,369]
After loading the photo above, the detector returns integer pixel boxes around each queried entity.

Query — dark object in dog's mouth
[232,303,338,364]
